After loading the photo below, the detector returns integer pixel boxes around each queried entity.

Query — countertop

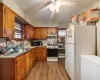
[0,46,36,58]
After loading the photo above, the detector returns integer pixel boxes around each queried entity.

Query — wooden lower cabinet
[16,48,37,80]
[16,69,25,80]
[25,48,37,76]
[0,48,37,80]
[25,52,31,74]
[36,46,47,61]
[0,47,47,80]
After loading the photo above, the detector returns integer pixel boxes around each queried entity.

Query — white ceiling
[15,0,96,27]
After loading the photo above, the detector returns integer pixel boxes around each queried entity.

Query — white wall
[33,21,57,27]
[57,22,68,28]
[84,0,100,56]
[2,0,34,26]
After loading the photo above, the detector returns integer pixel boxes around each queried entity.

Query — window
[14,16,23,39]
[58,30,66,37]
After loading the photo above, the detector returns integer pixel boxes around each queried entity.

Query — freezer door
[66,25,75,44]
[65,43,75,80]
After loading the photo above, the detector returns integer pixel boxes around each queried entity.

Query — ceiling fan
[30,0,77,24]
[47,0,78,24]
[49,0,77,12]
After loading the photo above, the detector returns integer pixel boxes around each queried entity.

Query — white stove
[47,45,58,49]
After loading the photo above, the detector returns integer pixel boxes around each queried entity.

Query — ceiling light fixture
[49,0,77,13]
[49,4,55,12]
[56,1,61,12]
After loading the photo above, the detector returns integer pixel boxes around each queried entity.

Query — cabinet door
[30,26,34,39]
[41,28,47,39]
[28,25,32,39]
[34,28,41,39]
[42,47,47,61]
[3,6,15,38]
[31,27,34,39]
[36,47,42,60]
[47,27,58,35]
[36,47,47,61]
[32,48,36,64]
[24,25,30,39]
[24,25,34,39]
[25,53,30,74]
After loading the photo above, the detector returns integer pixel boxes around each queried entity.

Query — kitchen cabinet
[24,24,34,39]
[31,48,37,65]
[47,27,58,35]
[41,28,47,39]
[34,28,41,39]
[24,25,30,39]
[0,48,37,80]
[16,54,26,80]
[25,52,31,74]
[36,46,47,61]
[30,26,35,39]
[42,47,47,61]
[0,3,15,38]
[34,28,47,39]
[82,9,100,22]
[16,55,25,76]
[25,48,37,74]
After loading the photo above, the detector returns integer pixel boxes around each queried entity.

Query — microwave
[30,41,42,46]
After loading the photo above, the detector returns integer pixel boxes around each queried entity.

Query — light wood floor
[26,61,70,80]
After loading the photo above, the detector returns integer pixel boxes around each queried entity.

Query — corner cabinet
[34,28,47,39]
[0,3,15,38]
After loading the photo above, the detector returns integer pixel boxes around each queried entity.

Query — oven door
[47,49,58,57]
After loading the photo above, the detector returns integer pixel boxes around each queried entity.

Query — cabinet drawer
[16,55,25,65]
[16,61,25,76]
[16,70,25,80]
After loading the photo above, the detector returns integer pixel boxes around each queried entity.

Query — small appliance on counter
[30,41,43,46]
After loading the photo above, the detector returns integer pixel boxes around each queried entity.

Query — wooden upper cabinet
[41,28,47,39]
[47,27,58,35]
[34,28,41,39]
[0,3,15,38]
[4,7,15,38]
[82,9,100,22]
[34,28,47,39]
[24,24,34,39]
[29,26,34,39]
[24,25,29,39]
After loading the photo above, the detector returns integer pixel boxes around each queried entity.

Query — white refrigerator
[65,25,96,80]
